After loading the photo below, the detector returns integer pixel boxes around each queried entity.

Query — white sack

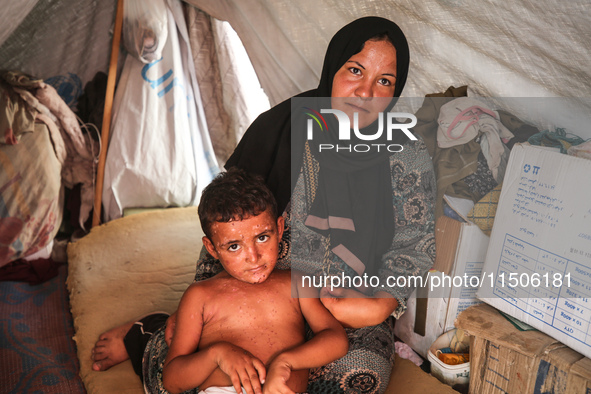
[103,0,219,222]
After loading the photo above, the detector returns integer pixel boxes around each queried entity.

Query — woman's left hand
[320,287,398,329]
[164,312,178,346]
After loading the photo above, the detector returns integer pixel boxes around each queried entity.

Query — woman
[197,16,436,393]
[92,16,435,394]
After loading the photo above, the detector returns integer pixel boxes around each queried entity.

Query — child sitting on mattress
[91,168,348,394]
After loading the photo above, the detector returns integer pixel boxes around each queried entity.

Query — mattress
[66,206,455,394]
[67,207,202,393]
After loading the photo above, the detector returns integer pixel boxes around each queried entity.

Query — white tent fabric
[186,7,236,166]
[186,0,591,137]
[0,0,116,94]
[102,0,219,221]
[3,0,590,161]
[0,1,38,46]
[186,7,270,166]
[3,0,588,134]
[211,19,271,159]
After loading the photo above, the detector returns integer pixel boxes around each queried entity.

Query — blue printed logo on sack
[141,58,181,99]
[305,108,418,153]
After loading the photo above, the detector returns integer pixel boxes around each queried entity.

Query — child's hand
[214,342,267,394]
[263,358,295,394]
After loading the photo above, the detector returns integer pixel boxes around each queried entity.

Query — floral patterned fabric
[290,138,436,318]
[0,126,62,267]
[307,317,396,394]
[296,139,435,393]
[142,327,198,394]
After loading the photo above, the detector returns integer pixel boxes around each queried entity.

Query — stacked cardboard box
[477,145,591,360]
[395,216,489,358]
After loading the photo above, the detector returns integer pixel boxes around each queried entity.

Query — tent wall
[185,0,591,138]
[2,0,590,136]
[0,0,117,99]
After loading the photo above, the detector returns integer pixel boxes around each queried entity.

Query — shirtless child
[91,169,348,394]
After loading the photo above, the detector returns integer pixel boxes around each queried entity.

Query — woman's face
[331,39,397,128]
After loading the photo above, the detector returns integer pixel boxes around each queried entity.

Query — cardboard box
[455,303,591,394]
[395,217,489,358]
[443,222,489,329]
[385,355,460,394]
[567,357,591,393]
[394,287,451,358]
[477,144,591,359]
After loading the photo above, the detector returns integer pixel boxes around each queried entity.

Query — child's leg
[123,313,169,379]
[92,313,169,379]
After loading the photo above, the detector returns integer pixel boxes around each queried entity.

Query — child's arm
[263,272,349,394]
[162,284,266,394]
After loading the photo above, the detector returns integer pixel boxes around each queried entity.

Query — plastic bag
[122,0,168,63]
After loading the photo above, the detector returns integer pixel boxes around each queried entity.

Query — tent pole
[92,0,124,228]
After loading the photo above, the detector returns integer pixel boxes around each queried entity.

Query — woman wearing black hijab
[224,16,411,217]
[91,17,436,394]
[217,16,436,393]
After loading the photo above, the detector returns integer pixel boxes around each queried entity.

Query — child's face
[202,209,284,284]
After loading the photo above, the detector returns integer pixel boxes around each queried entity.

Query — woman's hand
[213,342,267,394]
[263,357,295,394]
[320,287,398,329]
[164,312,177,346]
